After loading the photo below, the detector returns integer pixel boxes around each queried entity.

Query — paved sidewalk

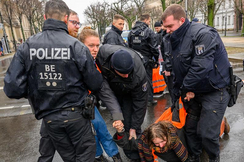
[221,37,244,48]
[0,52,15,61]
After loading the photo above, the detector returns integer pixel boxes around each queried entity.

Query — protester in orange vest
[113,120,188,162]
[78,27,122,162]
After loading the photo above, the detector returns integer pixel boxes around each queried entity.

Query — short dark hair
[70,9,78,16]
[113,14,125,21]
[140,14,150,21]
[161,4,186,21]
[45,0,70,20]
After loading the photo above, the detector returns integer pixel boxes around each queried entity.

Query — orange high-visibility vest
[152,97,226,161]
[155,97,187,129]
[152,67,166,93]
[152,97,187,162]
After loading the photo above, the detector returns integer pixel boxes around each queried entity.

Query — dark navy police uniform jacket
[4,19,103,120]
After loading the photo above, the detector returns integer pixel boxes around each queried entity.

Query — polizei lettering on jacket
[29,48,70,60]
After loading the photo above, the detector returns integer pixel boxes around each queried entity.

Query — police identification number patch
[195,45,205,55]
[36,62,66,90]
[142,81,148,92]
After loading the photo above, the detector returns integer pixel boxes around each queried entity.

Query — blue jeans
[92,107,119,157]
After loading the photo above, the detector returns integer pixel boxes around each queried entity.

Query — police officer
[162,4,230,162]
[4,0,102,161]
[103,14,127,46]
[154,21,166,46]
[38,9,82,162]
[128,14,159,107]
[154,21,175,104]
[96,45,148,161]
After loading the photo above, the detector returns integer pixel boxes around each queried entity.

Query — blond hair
[78,27,99,43]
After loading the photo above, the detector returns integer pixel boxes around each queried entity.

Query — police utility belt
[62,94,96,120]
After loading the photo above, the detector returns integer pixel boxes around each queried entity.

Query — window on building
[232,15,234,25]
[228,15,230,25]
[217,17,219,26]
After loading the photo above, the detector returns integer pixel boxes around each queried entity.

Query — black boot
[147,100,158,107]
[112,153,122,162]
[188,154,200,162]
[94,154,108,162]
[130,159,140,162]
[209,156,220,162]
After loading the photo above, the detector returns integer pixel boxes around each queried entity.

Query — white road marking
[0,106,15,110]
[0,105,30,110]
[21,105,30,108]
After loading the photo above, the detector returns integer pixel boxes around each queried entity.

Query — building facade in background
[0,2,31,53]
[144,0,243,33]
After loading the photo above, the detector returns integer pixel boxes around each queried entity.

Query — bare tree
[159,0,184,12]
[23,0,43,35]
[198,0,225,26]
[144,5,162,29]
[13,0,26,41]
[84,4,98,29]
[234,0,244,35]
[32,0,45,33]
[1,0,17,50]
[112,0,146,29]
[186,0,202,20]
[198,1,208,24]
[84,1,112,36]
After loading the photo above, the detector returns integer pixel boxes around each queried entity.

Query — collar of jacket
[158,29,163,34]
[42,18,69,34]
[134,21,148,28]
[170,18,190,49]
[112,25,123,35]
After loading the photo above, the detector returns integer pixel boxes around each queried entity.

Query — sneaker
[224,117,230,134]
[112,153,122,162]
[99,101,107,110]
[94,155,108,162]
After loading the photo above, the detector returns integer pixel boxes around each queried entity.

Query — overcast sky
[63,0,116,23]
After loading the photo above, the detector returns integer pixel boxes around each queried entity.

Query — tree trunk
[19,17,26,42]
[242,14,244,36]
[8,18,17,51]
[28,17,34,35]
[128,20,133,30]
[161,0,166,11]
[177,0,183,4]
[208,0,215,27]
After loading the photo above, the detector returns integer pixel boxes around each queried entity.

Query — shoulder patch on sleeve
[195,45,205,55]
[142,81,148,92]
